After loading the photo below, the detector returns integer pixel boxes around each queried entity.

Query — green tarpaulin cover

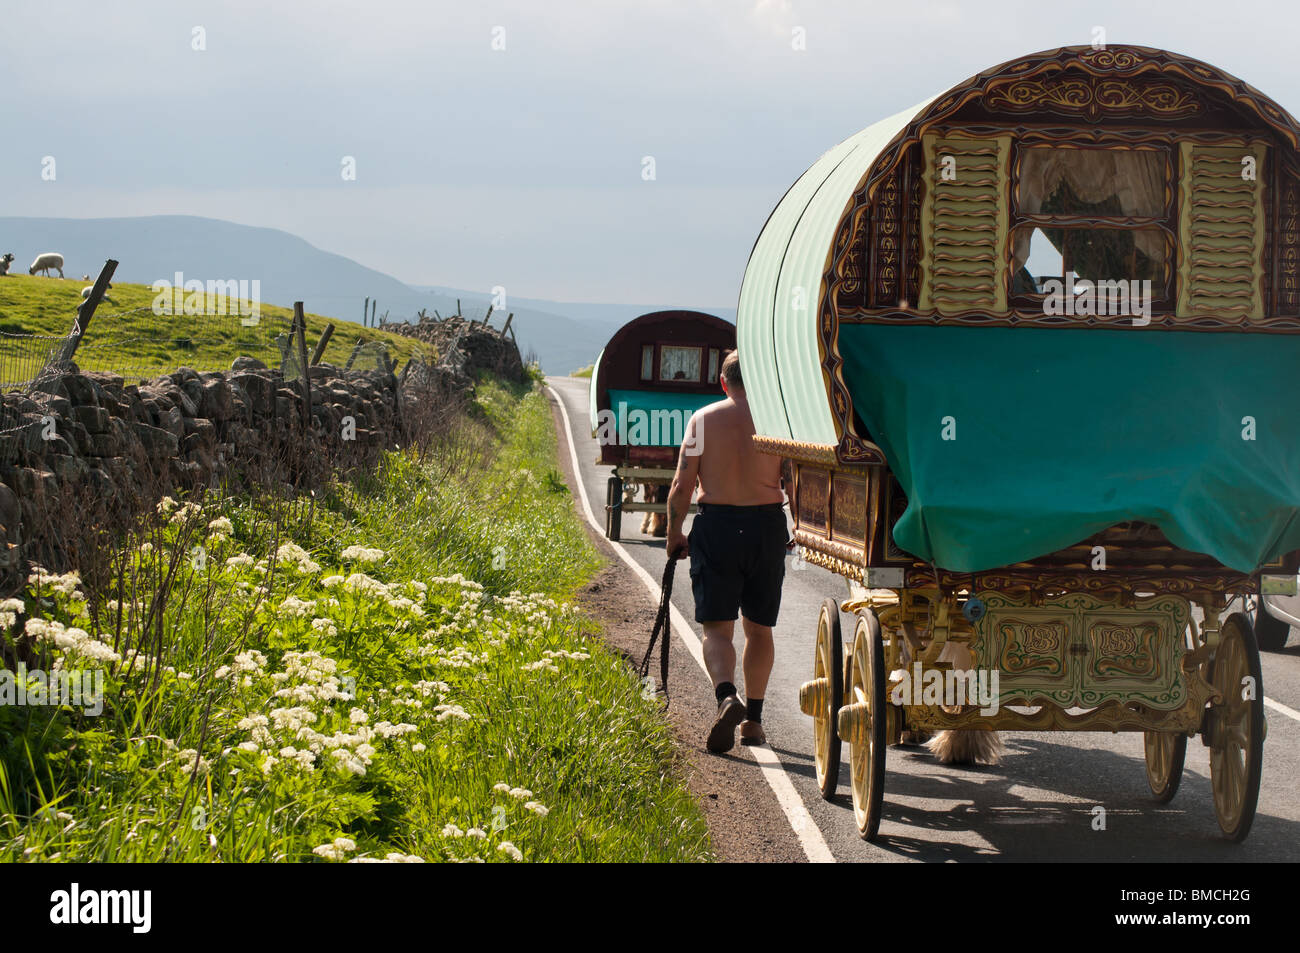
[838,325,1300,573]
[605,389,723,447]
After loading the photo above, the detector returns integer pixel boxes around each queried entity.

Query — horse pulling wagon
[589,310,735,540]
[737,45,1300,843]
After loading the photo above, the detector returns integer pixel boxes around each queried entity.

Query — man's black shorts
[688,502,789,626]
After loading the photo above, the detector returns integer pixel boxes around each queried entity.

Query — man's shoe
[707,695,746,753]
[739,720,766,746]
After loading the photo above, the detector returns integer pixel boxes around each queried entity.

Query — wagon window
[659,345,702,382]
[1018,149,1165,217]
[1013,226,1166,291]
[1010,146,1172,302]
[707,349,720,384]
[640,345,654,381]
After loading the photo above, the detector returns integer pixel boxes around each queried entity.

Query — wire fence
[0,331,70,392]
[0,307,297,393]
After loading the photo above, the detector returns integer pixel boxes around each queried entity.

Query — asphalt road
[550,376,1300,862]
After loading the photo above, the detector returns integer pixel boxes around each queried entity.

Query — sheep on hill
[29,252,65,278]
[81,283,115,305]
[0,253,14,276]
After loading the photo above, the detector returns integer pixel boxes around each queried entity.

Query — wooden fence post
[500,312,514,338]
[294,302,312,431]
[363,297,370,329]
[310,323,335,365]
[53,259,118,367]
[345,339,364,371]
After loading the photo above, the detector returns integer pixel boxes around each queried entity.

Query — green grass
[0,274,427,380]
[0,381,711,862]
[570,364,593,378]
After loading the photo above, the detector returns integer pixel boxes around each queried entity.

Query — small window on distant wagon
[640,345,654,381]
[659,345,702,382]
[707,349,720,384]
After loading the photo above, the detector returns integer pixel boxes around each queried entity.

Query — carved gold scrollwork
[1079,48,1143,71]
[750,435,839,465]
[986,77,1199,119]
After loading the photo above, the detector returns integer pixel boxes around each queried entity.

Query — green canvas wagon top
[738,44,1300,578]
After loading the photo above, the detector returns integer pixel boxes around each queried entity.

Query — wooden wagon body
[588,310,735,539]
[737,45,1300,841]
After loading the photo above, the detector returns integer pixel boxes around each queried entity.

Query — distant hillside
[0,216,734,373]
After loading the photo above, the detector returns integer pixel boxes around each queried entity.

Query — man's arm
[665,413,702,559]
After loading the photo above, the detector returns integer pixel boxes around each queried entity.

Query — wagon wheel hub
[799,677,830,718]
[838,699,871,748]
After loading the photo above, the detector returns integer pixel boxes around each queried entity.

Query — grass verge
[0,379,711,862]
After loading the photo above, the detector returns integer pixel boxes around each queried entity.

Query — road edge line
[1264,695,1300,724]
[545,382,835,864]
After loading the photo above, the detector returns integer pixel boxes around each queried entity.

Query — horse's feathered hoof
[928,729,1003,765]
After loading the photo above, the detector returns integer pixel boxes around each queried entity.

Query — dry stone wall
[0,352,469,593]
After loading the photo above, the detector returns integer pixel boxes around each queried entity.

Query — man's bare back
[685,398,784,506]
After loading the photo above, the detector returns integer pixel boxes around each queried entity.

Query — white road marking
[546,383,836,864]
[1264,695,1300,724]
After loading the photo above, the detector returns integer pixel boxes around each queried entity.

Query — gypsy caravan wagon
[588,310,735,540]
[737,45,1300,842]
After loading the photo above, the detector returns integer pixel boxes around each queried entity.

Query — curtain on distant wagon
[658,346,702,382]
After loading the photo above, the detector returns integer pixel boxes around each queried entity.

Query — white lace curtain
[659,346,701,381]
[1013,149,1166,271]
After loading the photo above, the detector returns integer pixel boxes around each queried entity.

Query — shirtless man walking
[666,351,788,753]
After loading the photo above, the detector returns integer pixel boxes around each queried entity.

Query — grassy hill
[0,274,427,384]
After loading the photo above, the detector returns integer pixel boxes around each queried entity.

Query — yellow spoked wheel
[1143,730,1186,803]
[1207,612,1264,842]
[811,598,843,800]
[839,609,886,841]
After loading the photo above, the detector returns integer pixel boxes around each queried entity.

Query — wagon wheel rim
[848,611,886,840]
[1143,729,1185,803]
[812,603,840,794]
[1145,731,1174,787]
[1209,613,1263,839]
[849,639,871,832]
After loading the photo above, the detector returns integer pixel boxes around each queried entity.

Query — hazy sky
[4,0,1300,305]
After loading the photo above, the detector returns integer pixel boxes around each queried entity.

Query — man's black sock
[746,698,764,723]
[715,681,737,703]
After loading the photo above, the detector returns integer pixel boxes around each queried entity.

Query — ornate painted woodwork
[985,76,1200,120]
[974,591,1190,710]
[1176,142,1268,321]
[918,133,1012,314]
[1279,164,1300,314]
